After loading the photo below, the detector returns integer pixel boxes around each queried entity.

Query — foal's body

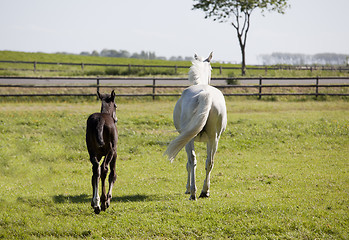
[165,53,227,200]
[86,90,118,214]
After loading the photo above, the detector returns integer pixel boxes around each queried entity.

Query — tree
[91,50,100,57]
[258,52,349,65]
[193,0,289,75]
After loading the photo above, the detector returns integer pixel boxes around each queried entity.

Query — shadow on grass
[114,194,153,202]
[53,193,171,204]
[114,193,178,202]
[53,194,90,204]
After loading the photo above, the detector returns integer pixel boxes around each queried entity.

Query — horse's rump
[86,113,117,154]
[165,86,214,162]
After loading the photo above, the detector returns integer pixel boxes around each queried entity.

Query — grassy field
[1,50,349,78]
[0,99,348,239]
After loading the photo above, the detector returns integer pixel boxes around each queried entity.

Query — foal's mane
[188,53,212,85]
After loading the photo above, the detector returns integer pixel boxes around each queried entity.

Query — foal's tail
[165,91,212,162]
[96,118,105,147]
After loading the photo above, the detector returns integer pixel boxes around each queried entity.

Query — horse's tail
[165,91,212,162]
[96,118,105,147]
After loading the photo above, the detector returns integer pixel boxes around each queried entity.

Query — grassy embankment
[1,50,349,78]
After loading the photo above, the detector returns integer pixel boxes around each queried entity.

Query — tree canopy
[193,0,289,75]
[193,0,289,22]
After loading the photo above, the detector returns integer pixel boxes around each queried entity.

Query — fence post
[315,76,319,99]
[259,77,263,100]
[34,61,37,73]
[152,78,156,100]
[175,65,177,74]
[265,67,268,75]
[220,66,222,75]
[96,77,100,100]
[81,62,84,71]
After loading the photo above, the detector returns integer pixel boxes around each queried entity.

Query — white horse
[165,52,227,200]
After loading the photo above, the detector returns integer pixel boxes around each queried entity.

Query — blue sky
[1,0,348,64]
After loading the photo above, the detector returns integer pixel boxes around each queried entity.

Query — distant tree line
[258,52,349,65]
[79,49,193,62]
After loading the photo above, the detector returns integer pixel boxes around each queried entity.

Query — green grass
[0,100,348,239]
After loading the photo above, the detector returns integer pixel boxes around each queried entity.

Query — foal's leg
[90,155,101,214]
[105,151,117,209]
[185,139,197,200]
[200,136,218,198]
[100,151,113,211]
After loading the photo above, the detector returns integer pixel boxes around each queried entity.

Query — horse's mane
[188,58,212,85]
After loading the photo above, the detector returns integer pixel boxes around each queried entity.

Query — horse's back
[179,84,226,121]
[181,85,225,105]
[87,113,116,130]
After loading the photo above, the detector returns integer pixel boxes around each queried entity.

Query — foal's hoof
[101,199,111,211]
[94,206,101,214]
[189,195,197,201]
[199,192,210,198]
[101,202,107,211]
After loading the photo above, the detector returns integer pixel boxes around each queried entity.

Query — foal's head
[97,90,117,123]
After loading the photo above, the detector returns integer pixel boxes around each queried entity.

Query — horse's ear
[111,90,116,100]
[194,53,198,60]
[205,52,213,62]
[97,91,102,100]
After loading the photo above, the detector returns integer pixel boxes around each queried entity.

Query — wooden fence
[1,60,349,75]
[0,76,348,99]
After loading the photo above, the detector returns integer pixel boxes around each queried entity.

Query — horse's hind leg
[185,160,191,195]
[185,139,197,200]
[100,152,112,211]
[200,136,218,198]
[106,151,117,209]
[90,156,101,214]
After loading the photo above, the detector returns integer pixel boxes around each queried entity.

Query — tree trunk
[237,34,246,76]
[241,46,246,76]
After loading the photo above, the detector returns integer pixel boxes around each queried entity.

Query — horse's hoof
[101,205,106,211]
[106,200,111,209]
[101,202,107,211]
[94,206,101,214]
[185,190,190,194]
[189,195,196,201]
[101,202,110,212]
[199,192,210,198]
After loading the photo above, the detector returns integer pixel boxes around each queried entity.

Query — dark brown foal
[86,90,118,214]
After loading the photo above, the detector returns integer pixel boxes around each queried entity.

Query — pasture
[0,99,348,239]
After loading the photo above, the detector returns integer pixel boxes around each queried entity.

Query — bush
[105,68,122,75]
[226,72,240,85]
[85,70,105,76]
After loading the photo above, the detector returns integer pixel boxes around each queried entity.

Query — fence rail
[1,60,349,74]
[0,76,348,99]
[0,76,349,99]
